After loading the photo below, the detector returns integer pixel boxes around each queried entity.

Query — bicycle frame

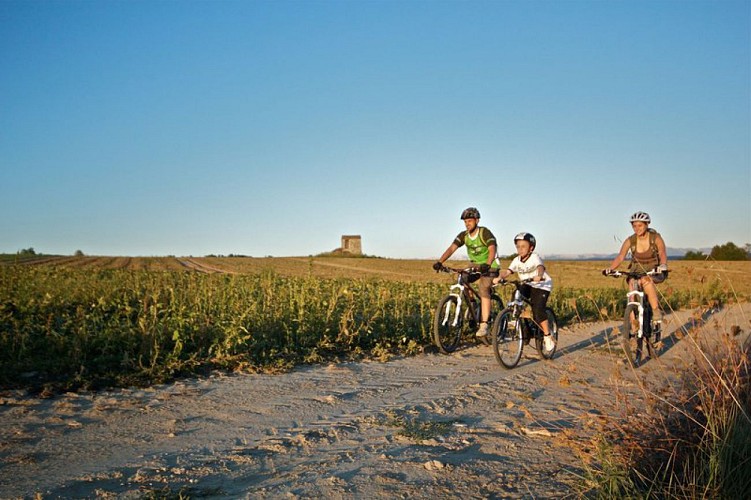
[626,279,647,340]
[432,266,501,353]
[440,267,487,327]
[492,278,558,368]
[504,281,542,325]
[611,269,660,338]
[604,268,664,367]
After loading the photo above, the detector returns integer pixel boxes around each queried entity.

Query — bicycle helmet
[630,211,651,224]
[460,207,480,220]
[513,232,536,248]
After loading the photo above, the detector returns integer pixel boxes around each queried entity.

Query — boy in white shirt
[493,232,554,351]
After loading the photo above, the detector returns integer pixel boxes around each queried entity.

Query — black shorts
[519,284,550,324]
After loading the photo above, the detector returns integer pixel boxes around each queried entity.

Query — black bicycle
[432,266,503,354]
[603,268,664,367]
[491,279,558,368]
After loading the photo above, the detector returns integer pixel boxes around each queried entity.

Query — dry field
[11,254,751,296]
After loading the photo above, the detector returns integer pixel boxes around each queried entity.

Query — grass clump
[381,411,459,442]
[581,324,751,498]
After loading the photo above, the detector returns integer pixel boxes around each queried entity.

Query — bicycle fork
[505,291,525,329]
[442,285,465,327]
[627,290,645,339]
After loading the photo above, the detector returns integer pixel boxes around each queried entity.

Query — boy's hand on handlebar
[432,261,443,272]
[478,263,490,274]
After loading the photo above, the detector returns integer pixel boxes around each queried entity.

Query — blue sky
[1,0,749,258]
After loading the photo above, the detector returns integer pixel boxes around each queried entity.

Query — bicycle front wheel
[492,309,523,368]
[479,294,504,346]
[621,304,642,367]
[433,295,468,354]
[535,308,558,360]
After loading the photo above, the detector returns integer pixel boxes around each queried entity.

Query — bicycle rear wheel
[433,295,468,354]
[492,309,523,368]
[621,304,642,367]
[535,308,558,360]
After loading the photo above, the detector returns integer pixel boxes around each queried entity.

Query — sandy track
[1,304,749,499]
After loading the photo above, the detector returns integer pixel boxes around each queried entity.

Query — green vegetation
[380,411,460,442]
[683,250,707,260]
[685,241,749,261]
[0,257,747,393]
[0,266,439,392]
[0,248,42,264]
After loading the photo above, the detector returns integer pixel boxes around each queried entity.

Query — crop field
[1,255,748,393]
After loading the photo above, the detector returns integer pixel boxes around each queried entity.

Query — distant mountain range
[543,247,712,261]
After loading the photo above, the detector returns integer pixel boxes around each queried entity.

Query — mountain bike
[491,279,558,369]
[603,268,665,367]
[432,266,503,354]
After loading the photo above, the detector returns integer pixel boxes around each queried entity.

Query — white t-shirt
[508,253,553,292]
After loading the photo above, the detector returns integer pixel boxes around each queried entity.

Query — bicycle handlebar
[496,278,536,286]
[438,265,481,274]
[603,269,667,278]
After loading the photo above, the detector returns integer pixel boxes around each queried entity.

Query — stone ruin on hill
[334,235,362,255]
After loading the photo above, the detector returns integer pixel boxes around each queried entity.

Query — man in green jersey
[432,207,500,337]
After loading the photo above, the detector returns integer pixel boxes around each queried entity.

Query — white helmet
[630,211,651,224]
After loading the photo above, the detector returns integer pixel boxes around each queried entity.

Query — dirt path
[1,304,749,499]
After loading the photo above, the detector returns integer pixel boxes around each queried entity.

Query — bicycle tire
[492,309,523,368]
[643,303,658,360]
[622,303,641,367]
[433,295,467,354]
[479,295,504,346]
[535,308,558,360]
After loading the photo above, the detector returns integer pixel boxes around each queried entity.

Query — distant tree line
[683,242,750,261]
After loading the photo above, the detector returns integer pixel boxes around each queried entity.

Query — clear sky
[1,0,749,259]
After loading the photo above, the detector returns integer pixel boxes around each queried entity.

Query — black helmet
[460,207,480,220]
[513,232,536,248]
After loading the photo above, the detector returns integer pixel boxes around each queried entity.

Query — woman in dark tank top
[603,211,668,323]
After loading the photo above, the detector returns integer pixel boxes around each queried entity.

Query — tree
[683,250,706,260]
[709,242,748,261]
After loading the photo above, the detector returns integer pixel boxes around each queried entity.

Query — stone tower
[341,235,362,255]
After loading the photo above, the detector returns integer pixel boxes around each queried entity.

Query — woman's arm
[656,234,668,266]
[606,239,631,271]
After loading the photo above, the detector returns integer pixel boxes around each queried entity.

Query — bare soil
[1,304,749,499]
